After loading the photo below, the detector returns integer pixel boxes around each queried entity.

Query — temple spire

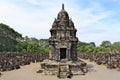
[62,4,64,10]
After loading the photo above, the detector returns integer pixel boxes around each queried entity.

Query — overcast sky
[0,0,120,45]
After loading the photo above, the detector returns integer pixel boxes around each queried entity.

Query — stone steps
[57,65,70,78]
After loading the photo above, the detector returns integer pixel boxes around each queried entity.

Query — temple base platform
[39,59,87,78]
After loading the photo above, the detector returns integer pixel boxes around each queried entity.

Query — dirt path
[0,60,120,80]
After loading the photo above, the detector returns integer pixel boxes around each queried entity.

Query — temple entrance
[60,48,66,59]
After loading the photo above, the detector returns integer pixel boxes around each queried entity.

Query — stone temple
[49,4,78,61]
[40,4,87,78]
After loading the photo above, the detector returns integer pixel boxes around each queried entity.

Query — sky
[0,0,120,45]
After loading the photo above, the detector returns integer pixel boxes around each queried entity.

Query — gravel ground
[0,60,120,80]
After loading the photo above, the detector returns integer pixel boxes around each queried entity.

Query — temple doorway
[60,48,66,59]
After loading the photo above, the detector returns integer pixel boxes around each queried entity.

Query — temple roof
[57,4,69,20]
[62,4,65,11]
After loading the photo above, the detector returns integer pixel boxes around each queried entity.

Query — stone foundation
[39,59,87,78]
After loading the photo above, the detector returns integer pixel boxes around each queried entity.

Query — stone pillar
[68,48,71,61]
[66,49,68,61]
[55,48,60,61]
[49,45,52,60]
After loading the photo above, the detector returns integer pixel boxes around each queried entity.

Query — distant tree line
[0,23,49,53]
[77,41,120,53]
[16,36,49,53]
[0,23,120,54]
[15,38,120,53]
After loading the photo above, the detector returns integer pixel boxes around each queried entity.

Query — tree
[84,46,94,53]
[16,37,49,53]
[100,41,112,48]
[111,42,120,52]
[16,42,28,52]
[0,23,22,52]
[77,41,89,52]
[89,42,96,47]
[39,39,49,47]
[77,41,95,53]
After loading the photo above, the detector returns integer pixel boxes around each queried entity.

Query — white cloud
[0,0,120,45]
[26,0,40,5]
[0,0,57,38]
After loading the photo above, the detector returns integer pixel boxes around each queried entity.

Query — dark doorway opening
[60,48,66,59]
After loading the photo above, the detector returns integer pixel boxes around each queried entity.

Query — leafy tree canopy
[0,23,22,52]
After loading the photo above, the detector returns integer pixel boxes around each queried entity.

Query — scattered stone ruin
[0,52,48,72]
[40,4,87,78]
[78,53,120,71]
